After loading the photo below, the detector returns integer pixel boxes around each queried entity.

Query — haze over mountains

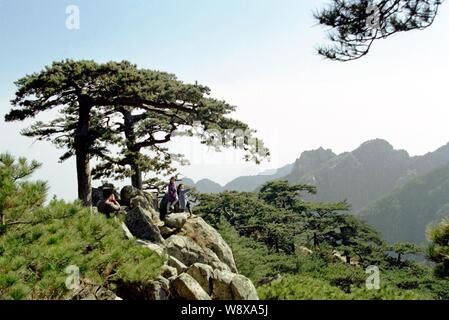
[184,163,294,194]
[184,139,449,244]
[361,162,449,244]
[286,139,449,211]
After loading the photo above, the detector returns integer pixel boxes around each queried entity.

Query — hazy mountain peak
[289,147,336,179]
[354,139,395,154]
[297,147,336,164]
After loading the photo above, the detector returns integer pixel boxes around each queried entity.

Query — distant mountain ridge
[183,163,294,193]
[286,139,449,212]
[184,139,449,205]
[182,139,449,244]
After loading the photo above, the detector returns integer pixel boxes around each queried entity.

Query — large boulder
[130,195,152,211]
[165,235,231,271]
[121,222,134,240]
[125,207,164,244]
[179,217,237,272]
[164,213,188,229]
[159,225,178,239]
[230,274,259,300]
[115,278,169,300]
[211,270,259,300]
[211,269,234,300]
[137,240,166,257]
[120,186,156,208]
[170,273,211,300]
[165,235,206,266]
[186,263,214,295]
[167,256,188,274]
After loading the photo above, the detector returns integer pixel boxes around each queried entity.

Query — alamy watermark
[366,4,381,30]
[169,121,273,166]
[65,265,80,291]
[66,5,80,30]
[365,265,380,290]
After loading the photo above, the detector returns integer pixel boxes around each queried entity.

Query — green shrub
[0,200,163,299]
[258,275,348,300]
[427,219,449,278]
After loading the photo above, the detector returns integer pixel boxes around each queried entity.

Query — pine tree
[259,180,317,210]
[5,60,269,203]
[388,242,423,265]
[427,219,449,278]
[315,0,442,61]
[0,153,47,233]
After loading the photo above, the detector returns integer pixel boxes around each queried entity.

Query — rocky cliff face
[117,186,258,300]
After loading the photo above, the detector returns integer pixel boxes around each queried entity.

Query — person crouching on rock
[177,184,192,215]
[167,177,178,214]
[97,188,121,218]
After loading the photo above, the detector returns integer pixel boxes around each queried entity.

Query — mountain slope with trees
[360,162,449,244]
[286,139,449,212]
[194,180,449,300]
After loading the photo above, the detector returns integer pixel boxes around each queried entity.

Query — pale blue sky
[1,0,449,199]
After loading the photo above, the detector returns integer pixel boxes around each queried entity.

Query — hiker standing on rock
[167,177,178,214]
[177,184,192,214]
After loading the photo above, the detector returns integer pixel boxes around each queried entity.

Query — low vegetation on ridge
[194,181,449,300]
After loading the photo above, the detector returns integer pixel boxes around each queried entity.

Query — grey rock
[161,265,178,279]
[159,225,178,238]
[171,273,211,300]
[182,217,237,272]
[167,256,188,274]
[121,185,155,208]
[186,263,214,295]
[165,235,204,266]
[164,213,188,229]
[125,207,164,244]
[121,222,134,240]
[137,240,166,257]
[230,274,259,300]
[211,269,234,300]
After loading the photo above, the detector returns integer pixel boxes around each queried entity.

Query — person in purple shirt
[167,176,178,214]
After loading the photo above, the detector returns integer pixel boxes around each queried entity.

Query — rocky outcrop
[164,212,188,229]
[115,186,258,301]
[71,281,122,300]
[186,263,214,294]
[179,216,238,272]
[124,207,164,244]
[121,185,157,208]
[171,273,211,300]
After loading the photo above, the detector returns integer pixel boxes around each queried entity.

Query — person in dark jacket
[166,177,178,214]
[177,184,191,214]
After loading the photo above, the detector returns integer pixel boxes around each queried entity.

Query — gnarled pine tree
[5,60,269,204]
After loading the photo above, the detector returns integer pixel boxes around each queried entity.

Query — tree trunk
[123,110,143,190]
[76,149,91,206]
[131,164,143,190]
[397,253,402,265]
[0,213,5,225]
[75,102,92,206]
